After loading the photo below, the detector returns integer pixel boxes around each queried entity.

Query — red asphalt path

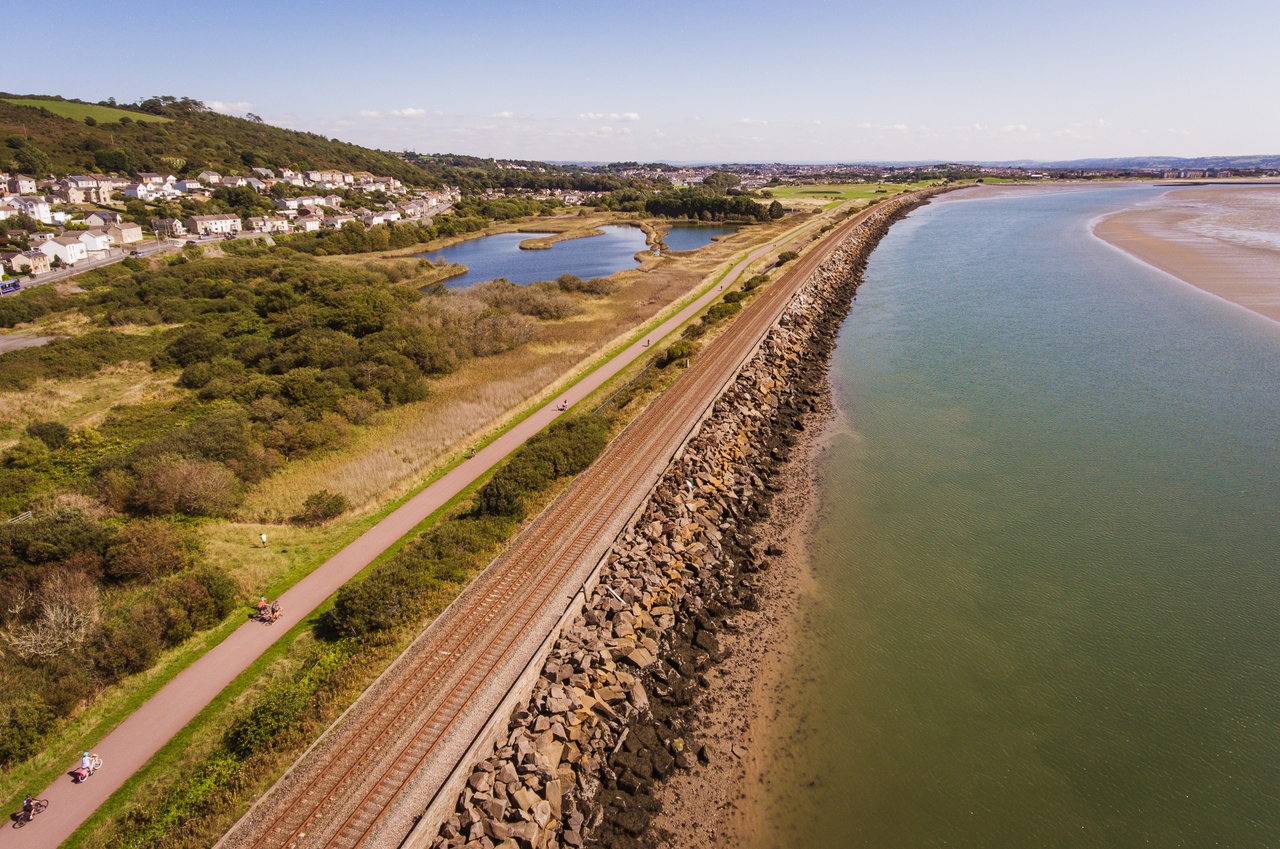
[2,211,836,848]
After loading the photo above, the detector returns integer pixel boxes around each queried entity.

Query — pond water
[659,224,740,252]
[418,225,649,288]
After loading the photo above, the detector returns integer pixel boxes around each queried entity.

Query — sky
[11,0,1280,164]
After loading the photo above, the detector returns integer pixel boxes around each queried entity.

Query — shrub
[26,420,71,450]
[475,416,608,520]
[291,490,349,526]
[658,341,695,368]
[225,678,310,757]
[105,519,192,582]
[0,697,54,766]
[704,302,742,324]
[723,290,747,304]
[556,274,618,296]
[776,250,799,264]
[129,457,242,517]
[743,274,769,291]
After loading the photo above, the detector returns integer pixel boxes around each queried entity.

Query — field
[768,181,936,209]
[2,97,170,124]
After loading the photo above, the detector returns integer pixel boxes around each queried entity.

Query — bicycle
[12,798,48,828]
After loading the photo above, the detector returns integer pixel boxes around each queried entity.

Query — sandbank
[1094,186,1280,325]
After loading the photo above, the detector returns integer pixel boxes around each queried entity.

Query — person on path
[259,532,268,548]
[270,599,282,623]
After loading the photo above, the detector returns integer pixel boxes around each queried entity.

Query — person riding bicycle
[256,596,269,618]
[270,599,282,622]
[21,794,33,821]
[80,752,92,772]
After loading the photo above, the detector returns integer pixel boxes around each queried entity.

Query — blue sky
[11,0,1280,163]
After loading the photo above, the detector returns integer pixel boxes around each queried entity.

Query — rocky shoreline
[427,195,932,849]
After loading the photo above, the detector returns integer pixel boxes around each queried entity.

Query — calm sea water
[419,225,648,288]
[754,186,1280,848]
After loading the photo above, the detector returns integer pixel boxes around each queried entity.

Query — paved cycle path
[1,210,837,848]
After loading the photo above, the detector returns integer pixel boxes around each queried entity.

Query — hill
[0,94,648,194]
[0,93,439,185]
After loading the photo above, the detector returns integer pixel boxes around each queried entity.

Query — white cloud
[492,111,515,119]
[207,100,252,114]
[1000,124,1029,133]
[738,118,768,126]
[389,107,427,118]
[577,112,640,122]
[358,110,382,118]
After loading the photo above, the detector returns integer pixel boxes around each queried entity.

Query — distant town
[2,154,1276,285]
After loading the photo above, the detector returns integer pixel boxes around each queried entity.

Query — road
[0,204,846,849]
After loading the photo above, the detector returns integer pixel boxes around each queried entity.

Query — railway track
[219,193,927,849]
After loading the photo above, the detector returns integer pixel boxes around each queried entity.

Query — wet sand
[649,397,829,848]
[1094,186,1280,325]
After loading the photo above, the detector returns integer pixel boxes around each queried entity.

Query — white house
[123,183,155,201]
[248,215,292,234]
[219,176,249,188]
[185,214,242,235]
[197,170,221,184]
[273,197,300,211]
[40,235,89,266]
[294,216,322,232]
[12,196,53,224]
[6,175,37,194]
[175,179,204,193]
[323,214,357,229]
[78,230,113,253]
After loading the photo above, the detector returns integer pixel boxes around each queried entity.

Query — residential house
[78,229,113,253]
[52,184,88,204]
[136,173,174,187]
[6,175,37,194]
[324,194,345,209]
[12,196,52,224]
[245,177,267,192]
[107,222,144,245]
[273,197,300,211]
[251,167,276,180]
[197,170,221,184]
[293,214,322,232]
[40,235,89,266]
[0,202,18,221]
[84,210,123,228]
[185,213,242,235]
[151,218,188,237]
[2,250,51,275]
[323,214,357,229]
[66,176,114,204]
[123,183,155,201]
[219,175,249,189]
[175,179,204,193]
[28,232,54,246]
[248,215,292,234]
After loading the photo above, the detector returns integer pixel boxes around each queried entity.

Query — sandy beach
[1093,186,1280,325]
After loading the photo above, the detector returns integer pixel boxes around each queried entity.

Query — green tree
[14,144,51,175]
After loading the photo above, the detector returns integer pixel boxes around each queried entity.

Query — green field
[767,182,932,202]
[2,98,170,124]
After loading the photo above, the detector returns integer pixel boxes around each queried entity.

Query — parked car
[129,250,144,257]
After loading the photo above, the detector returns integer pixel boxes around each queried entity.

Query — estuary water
[419,225,648,287]
[755,186,1280,847]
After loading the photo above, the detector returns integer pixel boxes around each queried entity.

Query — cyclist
[21,794,34,822]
